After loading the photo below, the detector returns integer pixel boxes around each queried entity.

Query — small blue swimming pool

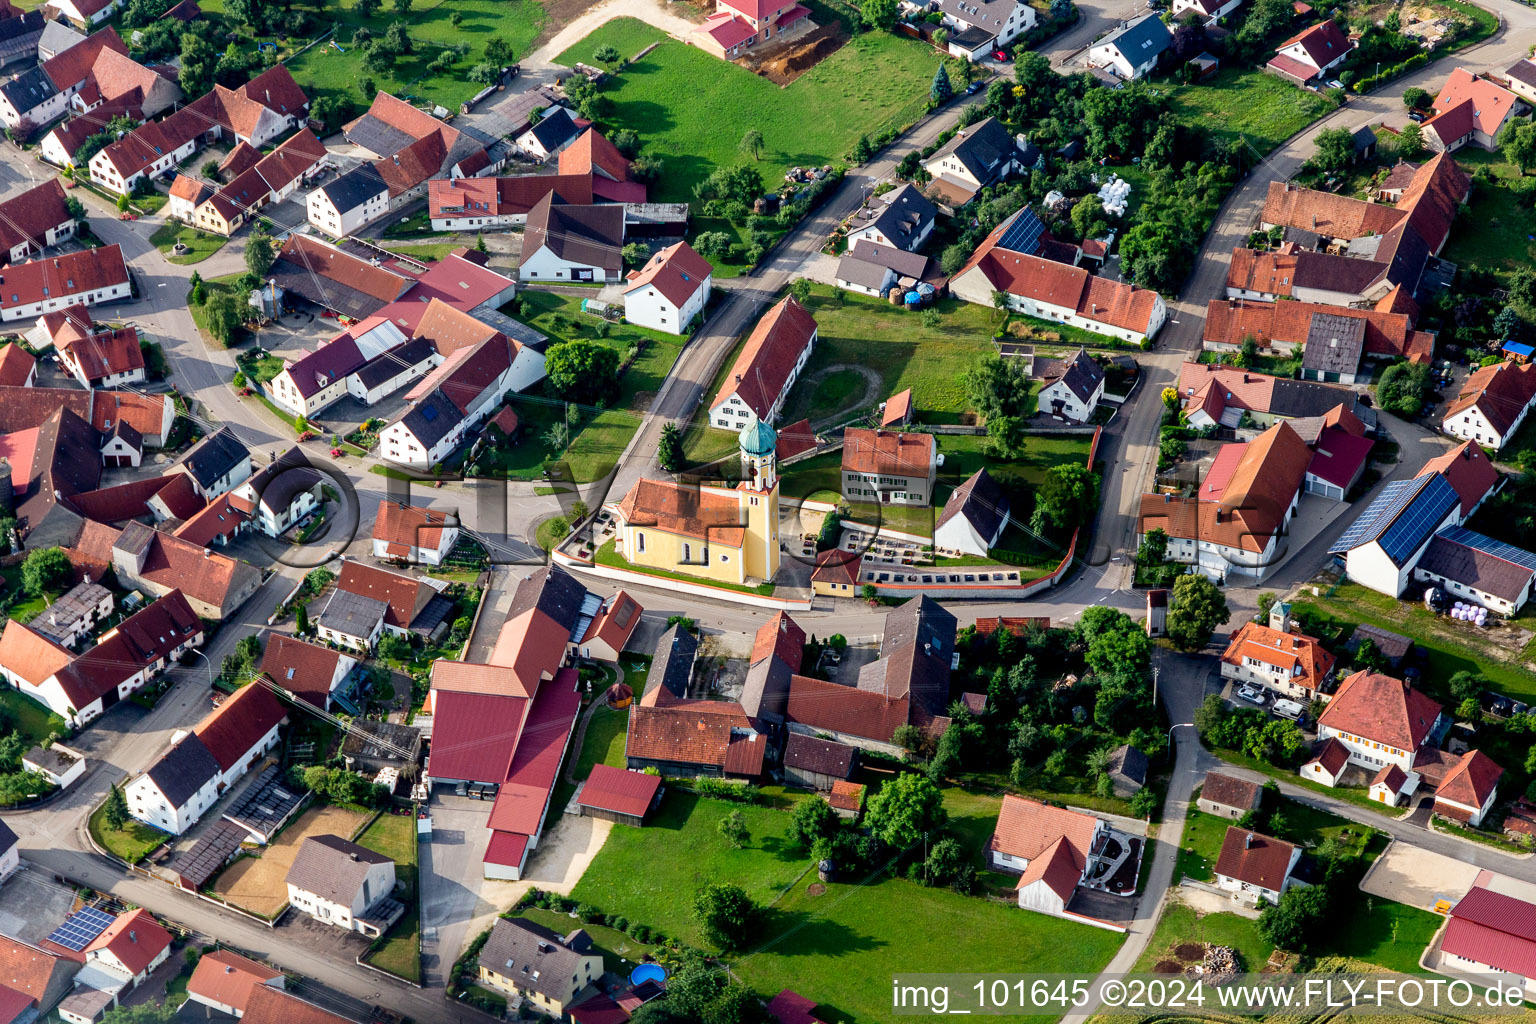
[629,963,667,987]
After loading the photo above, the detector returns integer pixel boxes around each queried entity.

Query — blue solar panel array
[1438,526,1536,571]
[1330,478,1420,554]
[1379,474,1460,566]
[997,207,1046,257]
[47,906,114,952]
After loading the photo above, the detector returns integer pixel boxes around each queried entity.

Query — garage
[105,455,132,468]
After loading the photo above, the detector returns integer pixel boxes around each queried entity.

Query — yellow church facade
[611,421,781,586]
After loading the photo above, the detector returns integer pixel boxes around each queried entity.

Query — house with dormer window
[694,0,813,59]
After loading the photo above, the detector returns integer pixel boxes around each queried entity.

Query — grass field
[358,812,420,983]
[481,292,685,482]
[1132,903,1274,973]
[571,789,1124,1022]
[556,19,942,205]
[284,0,545,114]
[90,802,167,864]
[1440,148,1536,307]
[0,689,65,747]
[149,222,229,265]
[1292,583,1536,704]
[1325,892,1441,972]
[1168,68,1338,155]
[548,703,630,817]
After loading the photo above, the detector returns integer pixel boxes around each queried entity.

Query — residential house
[988,794,1110,923]
[574,763,662,825]
[841,428,936,507]
[844,183,936,252]
[0,822,15,881]
[328,560,443,643]
[934,468,1010,557]
[1504,57,1536,106]
[1171,0,1244,24]
[29,581,112,648]
[781,732,859,791]
[833,240,933,298]
[371,500,460,565]
[0,245,129,321]
[1265,19,1352,82]
[810,549,861,596]
[1203,296,1434,384]
[182,129,329,236]
[1036,347,1105,422]
[185,949,285,1018]
[739,610,805,726]
[173,426,252,500]
[57,326,143,389]
[517,192,626,282]
[125,672,286,833]
[0,936,80,1014]
[379,334,540,469]
[284,834,400,937]
[694,0,813,60]
[342,89,495,175]
[574,591,642,662]
[83,519,263,619]
[626,627,768,778]
[922,116,1029,207]
[229,447,322,537]
[1197,771,1263,818]
[476,919,603,1018]
[621,241,711,335]
[314,589,388,652]
[1106,744,1147,797]
[1088,14,1173,80]
[1138,422,1312,581]
[1214,827,1303,904]
[242,987,354,1024]
[0,179,76,265]
[558,128,631,181]
[306,164,389,237]
[783,597,956,754]
[1219,604,1336,701]
[513,104,584,160]
[0,342,34,386]
[78,907,172,994]
[1330,473,1465,597]
[44,0,116,30]
[259,633,358,710]
[1443,359,1536,449]
[1174,361,1377,435]
[707,296,817,430]
[1433,748,1503,826]
[1422,68,1525,152]
[1437,887,1536,992]
[952,208,1167,342]
[1316,669,1446,776]
[427,172,616,230]
[939,0,1035,59]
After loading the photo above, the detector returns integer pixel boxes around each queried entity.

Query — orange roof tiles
[1319,670,1442,751]
[989,794,1099,863]
[622,240,711,308]
[1436,749,1503,811]
[615,478,745,545]
[187,949,282,1014]
[841,428,935,477]
[1214,827,1296,889]
[1220,621,1335,693]
[372,500,455,554]
[558,128,631,181]
[1262,180,1403,238]
[1425,69,1520,143]
[710,296,818,419]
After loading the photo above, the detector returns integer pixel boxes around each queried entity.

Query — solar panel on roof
[996,207,1046,256]
[569,592,603,644]
[47,906,115,952]
[420,405,438,421]
[1438,526,1536,572]
[1330,478,1422,554]
[1379,474,1459,566]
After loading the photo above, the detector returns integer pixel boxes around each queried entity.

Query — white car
[1236,686,1266,705]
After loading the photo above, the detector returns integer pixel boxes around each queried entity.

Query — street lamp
[185,649,213,687]
[1166,722,1193,761]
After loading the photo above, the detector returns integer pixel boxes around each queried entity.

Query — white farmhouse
[934,469,1010,557]
[1088,14,1172,80]
[1214,827,1304,905]
[285,834,400,937]
[1315,669,1446,776]
[1036,348,1104,422]
[622,241,712,335]
[707,296,817,431]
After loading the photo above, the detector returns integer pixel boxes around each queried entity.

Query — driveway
[419,793,494,989]
[1359,841,1481,910]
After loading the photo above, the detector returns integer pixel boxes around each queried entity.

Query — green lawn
[284,0,545,115]
[478,292,685,483]
[188,273,248,347]
[549,704,631,816]
[556,20,941,205]
[1324,892,1442,972]
[357,812,420,983]
[384,242,464,262]
[148,222,228,265]
[236,349,285,385]
[1167,67,1338,155]
[536,515,572,552]
[513,907,659,966]
[571,789,1124,1022]
[89,803,167,864]
[1132,903,1274,974]
[1292,582,1536,704]
[1174,800,1374,884]
[0,690,66,747]
[1440,148,1536,308]
[593,539,776,596]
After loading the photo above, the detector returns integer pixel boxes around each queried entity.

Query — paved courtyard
[1359,841,1481,911]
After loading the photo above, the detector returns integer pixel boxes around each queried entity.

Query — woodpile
[1201,944,1238,985]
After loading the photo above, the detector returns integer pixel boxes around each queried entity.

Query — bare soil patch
[213,804,370,917]
[738,22,850,85]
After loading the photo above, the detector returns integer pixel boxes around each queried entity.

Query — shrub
[693,777,761,803]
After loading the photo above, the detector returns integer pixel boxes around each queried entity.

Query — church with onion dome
[607,419,781,587]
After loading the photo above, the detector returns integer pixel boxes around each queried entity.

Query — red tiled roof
[811,548,861,587]
[989,794,1099,863]
[1276,19,1349,69]
[0,620,73,687]
[428,174,595,219]
[373,130,446,197]
[192,678,285,772]
[700,9,758,47]
[1371,763,1407,792]
[373,500,455,553]
[828,779,864,811]
[429,690,528,784]
[85,908,170,977]
[615,478,745,545]
[1201,771,1262,810]
[1318,670,1443,751]
[558,128,632,182]
[1214,826,1297,889]
[581,591,641,655]
[171,497,247,547]
[626,700,760,773]
[0,245,127,314]
[841,428,934,477]
[40,26,125,92]
[751,611,805,671]
[958,231,1162,335]
[1426,69,1519,142]
[240,64,307,118]
[0,180,72,263]
[710,296,818,419]
[1220,622,1335,692]
[1015,833,1083,903]
[0,344,32,387]
[577,763,661,818]
[486,669,580,833]
[243,986,354,1024]
[135,529,256,610]
[1262,180,1403,239]
[1202,297,1432,363]
[881,388,912,426]
[623,240,711,308]
[1416,441,1499,517]
[62,327,143,381]
[0,935,65,1007]
[1446,360,1536,438]
[1436,748,1503,810]
[187,949,281,1014]
[1307,425,1373,489]
[260,633,349,708]
[776,417,816,460]
[335,561,431,631]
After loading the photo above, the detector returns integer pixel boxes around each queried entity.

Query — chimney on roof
[1245,832,1253,849]
[925,642,932,655]
[350,851,359,861]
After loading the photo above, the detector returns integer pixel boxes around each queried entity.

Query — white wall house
[0,247,131,321]
[1088,14,1172,80]
[1332,474,1463,597]
[305,170,390,238]
[126,737,222,835]
[45,0,118,28]
[950,257,1167,344]
[285,836,397,936]
[1171,0,1243,23]
[938,0,1036,55]
[1316,671,1445,776]
[1214,829,1303,905]
[622,242,713,336]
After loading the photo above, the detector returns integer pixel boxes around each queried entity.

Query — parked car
[992,48,1010,61]
[966,81,983,94]
[1237,685,1266,705]
[1408,109,1427,122]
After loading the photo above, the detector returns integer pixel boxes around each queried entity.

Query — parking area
[212,804,372,917]
[1359,841,1481,911]
[0,869,77,945]
[276,900,373,959]
[419,792,493,986]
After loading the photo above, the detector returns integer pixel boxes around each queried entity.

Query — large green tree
[245,229,277,279]
[864,771,946,849]
[21,547,70,597]
[1498,118,1536,175]
[1030,462,1099,537]
[861,0,898,29]
[1375,360,1433,417]
[543,339,620,404]
[692,883,759,951]
[1310,127,1355,174]
[965,352,1034,421]
[1166,573,1230,650]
